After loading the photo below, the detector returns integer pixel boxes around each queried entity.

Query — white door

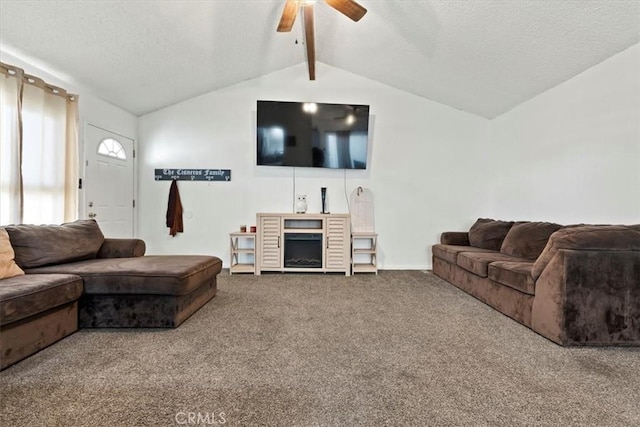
[84,124,135,238]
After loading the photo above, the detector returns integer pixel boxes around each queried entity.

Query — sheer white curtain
[0,65,23,225]
[0,62,78,226]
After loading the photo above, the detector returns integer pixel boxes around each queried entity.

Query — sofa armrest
[531,248,640,345]
[532,225,640,280]
[96,238,146,258]
[440,232,469,246]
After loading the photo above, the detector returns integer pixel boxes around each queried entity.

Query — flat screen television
[257,100,370,169]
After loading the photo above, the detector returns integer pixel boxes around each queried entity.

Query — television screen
[257,100,369,169]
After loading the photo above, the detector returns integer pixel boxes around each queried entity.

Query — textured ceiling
[1,0,638,118]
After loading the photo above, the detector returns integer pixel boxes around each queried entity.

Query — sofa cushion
[5,220,105,269]
[0,274,83,325]
[500,221,563,260]
[26,255,223,296]
[440,232,470,246]
[0,229,24,279]
[432,244,496,264]
[532,225,640,281]
[488,261,536,295]
[97,238,146,258]
[457,251,528,278]
[468,218,515,251]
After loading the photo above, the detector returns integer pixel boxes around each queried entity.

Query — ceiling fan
[277,0,368,80]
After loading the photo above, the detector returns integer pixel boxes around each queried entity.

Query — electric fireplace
[284,233,322,268]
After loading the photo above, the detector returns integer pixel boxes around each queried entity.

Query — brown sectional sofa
[432,219,640,346]
[0,273,82,371]
[0,220,222,370]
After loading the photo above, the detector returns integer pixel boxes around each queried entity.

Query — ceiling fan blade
[303,4,316,80]
[324,0,367,22]
[277,0,300,32]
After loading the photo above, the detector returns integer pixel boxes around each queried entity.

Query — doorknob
[88,212,97,218]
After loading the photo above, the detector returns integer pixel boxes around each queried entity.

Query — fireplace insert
[284,233,322,268]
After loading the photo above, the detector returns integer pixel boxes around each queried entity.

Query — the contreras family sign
[154,169,231,181]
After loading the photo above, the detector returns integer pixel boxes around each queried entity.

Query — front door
[84,124,135,238]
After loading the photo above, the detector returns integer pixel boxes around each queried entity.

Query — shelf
[283,219,322,229]
[353,263,378,273]
[230,263,255,273]
[351,232,377,275]
[233,248,255,254]
[230,232,256,275]
[353,248,376,254]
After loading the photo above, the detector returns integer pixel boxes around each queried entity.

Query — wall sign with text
[154,169,231,181]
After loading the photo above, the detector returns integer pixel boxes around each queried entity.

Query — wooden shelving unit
[229,232,256,274]
[255,213,351,276]
[351,232,378,274]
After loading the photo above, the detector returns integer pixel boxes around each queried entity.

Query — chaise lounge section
[1,220,222,369]
[432,219,640,346]
[31,254,221,328]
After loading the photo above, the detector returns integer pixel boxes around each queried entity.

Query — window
[97,138,126,160]
[0,62,79,226]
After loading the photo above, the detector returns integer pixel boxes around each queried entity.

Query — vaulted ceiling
[1,1,638,118]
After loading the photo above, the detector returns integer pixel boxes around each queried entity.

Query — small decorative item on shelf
[250,225,257,233]
[240,225,247,233]
[321,187,329,214]
[295,194,308,214]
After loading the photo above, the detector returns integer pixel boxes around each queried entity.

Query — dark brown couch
[0,273,82,370]
[432,219,640,346]
[1,220,222,370]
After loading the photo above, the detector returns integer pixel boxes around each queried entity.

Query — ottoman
[27,255,223,328]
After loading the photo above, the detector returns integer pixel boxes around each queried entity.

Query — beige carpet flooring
[1,270,639,426]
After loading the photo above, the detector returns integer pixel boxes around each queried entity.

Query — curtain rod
[0,61,78,102]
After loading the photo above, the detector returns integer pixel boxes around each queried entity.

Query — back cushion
[531,224,640,280]
[5,220,105,269]
[500,222,563,260]
[468,218,515,251]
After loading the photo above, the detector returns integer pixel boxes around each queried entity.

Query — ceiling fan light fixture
[346,114,355,125]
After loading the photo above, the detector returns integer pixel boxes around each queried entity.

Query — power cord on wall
[292,167,296,213]
[344,168,350,213]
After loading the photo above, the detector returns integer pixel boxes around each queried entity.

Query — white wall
[488,44,640,224]
[138,63,489,269]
